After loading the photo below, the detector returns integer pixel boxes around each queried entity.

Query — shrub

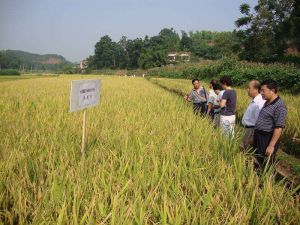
[220,66,300,90]
[146,58,300,91]
[147,67,183,78]
[182,57,239,79]
[0,69,20,76]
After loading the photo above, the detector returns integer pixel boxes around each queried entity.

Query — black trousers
[253,129,280,169]
[193,102,207,116]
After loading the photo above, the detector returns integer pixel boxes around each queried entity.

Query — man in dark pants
[184,79,207,116]
[254,79,288,169]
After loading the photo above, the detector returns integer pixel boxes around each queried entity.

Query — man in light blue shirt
[242,80,266,149]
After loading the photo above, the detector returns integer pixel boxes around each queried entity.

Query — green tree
[0,51,21,69]
[137,32,175,69]
[214,32,239,57]
[94,35,115,68]
[180,31,192,51]
[126,38,144,69]
[235,0,296,61]
[190,31,221,59]
[113,41,127,69]
[93,35,127,69]
[86,55,95,69]
[283,0,300,50]
[138,47,166,69]
[158,28,180,52]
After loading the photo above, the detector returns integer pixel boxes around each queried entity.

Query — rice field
[0,75,300,224]
[149,77,300,156]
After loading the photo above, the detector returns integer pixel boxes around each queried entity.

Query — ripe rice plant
[0,75,299,224]
[150,77,300,156]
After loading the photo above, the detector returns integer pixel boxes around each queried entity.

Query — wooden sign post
[70,79,101,156]
[81,108,87,155]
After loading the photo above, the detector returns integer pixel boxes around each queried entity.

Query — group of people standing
[184,76,288,170]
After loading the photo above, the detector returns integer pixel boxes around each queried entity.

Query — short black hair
[212,83,221,91]
[261,79,277,93]
[210,79,217,85]
[192,79,199,84]
[220,76,232,86]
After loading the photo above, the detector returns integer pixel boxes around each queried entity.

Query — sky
[0,0,258,62]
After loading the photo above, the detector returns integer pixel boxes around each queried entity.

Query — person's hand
[184,95,188,100]
[249,136,254,146]
[265,145,275,156]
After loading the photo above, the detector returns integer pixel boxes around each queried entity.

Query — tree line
[87,29,237,70]
[88,0,300,70]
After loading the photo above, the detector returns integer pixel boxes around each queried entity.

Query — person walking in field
[253,79,287,169]
[242,80,266,150]
[219,76,237,137]
[184,79,208,116]
[206,79,218,119]
[212,83,223,128]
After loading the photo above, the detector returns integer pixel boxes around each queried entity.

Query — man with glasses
[254,79,288,169]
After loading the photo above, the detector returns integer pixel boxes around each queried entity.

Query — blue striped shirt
[255,97,287,132]
[188,87,207,103]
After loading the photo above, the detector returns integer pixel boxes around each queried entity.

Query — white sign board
[70,79,100,112]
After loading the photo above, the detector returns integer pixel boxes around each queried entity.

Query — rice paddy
[0,75,299,224]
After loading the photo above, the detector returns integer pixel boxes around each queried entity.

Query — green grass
[0,75,299,224]
[278,151,300,175]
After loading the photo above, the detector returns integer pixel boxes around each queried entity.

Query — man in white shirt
[242,80,266,149]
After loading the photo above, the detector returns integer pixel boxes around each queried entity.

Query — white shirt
[207,89,217,105]
[214,90,224,113]
[217,90,224,103]
[242,94,266,126]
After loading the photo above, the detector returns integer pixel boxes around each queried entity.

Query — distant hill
[0,50,74,71]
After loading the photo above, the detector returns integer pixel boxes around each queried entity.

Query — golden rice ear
[0,75,298,224]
